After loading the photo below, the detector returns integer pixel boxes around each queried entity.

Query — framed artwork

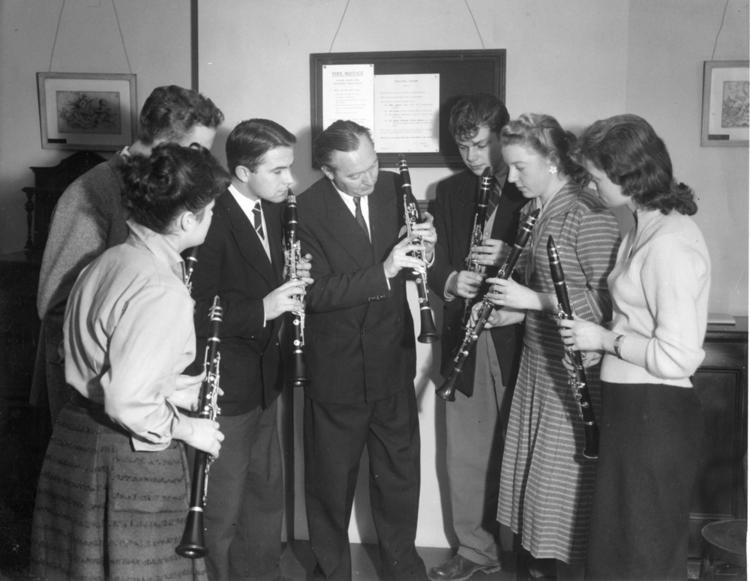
[700,60,749,147]
[36,72,137,151]
[310,50,506,167]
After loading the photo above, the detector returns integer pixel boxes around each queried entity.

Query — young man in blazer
[296,120,436,581]
[189,118,310,581]
[426,94,528,581]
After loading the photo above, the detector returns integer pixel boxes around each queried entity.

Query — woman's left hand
[558,316,608,352]
[485,277,539,310]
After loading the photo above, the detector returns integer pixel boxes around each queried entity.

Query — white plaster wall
[0,0,191,256]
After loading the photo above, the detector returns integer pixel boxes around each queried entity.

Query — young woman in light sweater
[558,114,711,581]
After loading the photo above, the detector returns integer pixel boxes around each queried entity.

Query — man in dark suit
[426,94,528,581]
[296,120,436,581]
[189,118,310,581]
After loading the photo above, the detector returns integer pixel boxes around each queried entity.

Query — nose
[508,166,519,183]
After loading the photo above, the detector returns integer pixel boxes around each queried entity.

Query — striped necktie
[252,201,265,240]
[353,196,369,239]
[487,179,501,217]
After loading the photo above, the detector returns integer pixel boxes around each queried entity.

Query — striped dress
[496,183,620,564]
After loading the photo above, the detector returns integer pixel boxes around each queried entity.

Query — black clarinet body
[398,157,439,344]
[176,296,223,559]
[546,236,599,460]
[284,189,308,386]
[437,209,539,402]
[461,168,493,325]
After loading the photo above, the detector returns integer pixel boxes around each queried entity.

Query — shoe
[428,554,501,581]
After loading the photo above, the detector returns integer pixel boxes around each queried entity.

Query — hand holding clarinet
[436,209,539,401]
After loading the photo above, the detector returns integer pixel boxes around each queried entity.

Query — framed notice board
[310,49,506,168]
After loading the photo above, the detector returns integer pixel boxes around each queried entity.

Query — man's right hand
[262,279,307,320]
[383,235,424,279]
[448,270,484,299]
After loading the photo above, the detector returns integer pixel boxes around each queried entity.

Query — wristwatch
[613,334,625,359]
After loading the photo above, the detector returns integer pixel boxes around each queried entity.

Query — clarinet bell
[176,507,207,559]
[418,307,439,343]
[435,374,458,402]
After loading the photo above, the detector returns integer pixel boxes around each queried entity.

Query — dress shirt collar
[126,220,185,280]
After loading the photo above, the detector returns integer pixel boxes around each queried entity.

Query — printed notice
[322,64,375,131]
[373,74,440,153]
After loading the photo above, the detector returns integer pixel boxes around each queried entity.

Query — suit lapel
[322,183,374,267]
[222,193,278,287]
[368,176,398,262]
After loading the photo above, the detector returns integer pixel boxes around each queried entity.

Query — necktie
[252,201,265,240]
[353,196,369,239]
[487,179,501,217]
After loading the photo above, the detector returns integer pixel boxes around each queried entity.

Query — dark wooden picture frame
[310,50,506,167]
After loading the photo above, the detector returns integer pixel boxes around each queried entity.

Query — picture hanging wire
[710,0,730,60]
[327,0,486,52]
[47,0,132,73]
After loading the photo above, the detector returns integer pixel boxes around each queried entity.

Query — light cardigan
[601,208,711,387]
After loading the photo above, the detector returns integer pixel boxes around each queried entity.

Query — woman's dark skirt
[585,381,704,581]
[30,399,207,580]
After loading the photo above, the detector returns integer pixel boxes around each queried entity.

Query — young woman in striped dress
[30,143,230,581]
[481,113,620,579]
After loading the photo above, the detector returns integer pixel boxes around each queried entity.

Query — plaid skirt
[31,399,207,581]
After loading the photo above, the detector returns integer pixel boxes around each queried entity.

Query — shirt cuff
[443,271,458,302]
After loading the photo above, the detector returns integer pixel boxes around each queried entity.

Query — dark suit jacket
[190,189,285,415]
[427,169,528,396]
[296,172,416,405]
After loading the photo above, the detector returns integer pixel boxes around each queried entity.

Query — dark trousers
[586,382,704,580]
[303,389,426,581]
[203,400,283,581]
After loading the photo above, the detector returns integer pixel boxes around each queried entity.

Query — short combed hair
[121,143,230,234]
[578,114,696,215]
[501,113,588,186]
[312,120,373,170]
[448,94,510,142]
[225,118,297,175]
[138,85,224,145]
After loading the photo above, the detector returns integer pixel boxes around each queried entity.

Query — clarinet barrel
[399,157,439,343]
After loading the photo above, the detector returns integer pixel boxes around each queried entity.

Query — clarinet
[547,236,599,460]
[184,246,200,291]
[176,295,223,559]
[461,168,493,325]
[399,157,439,343]
[284,189,308,386]
[437,209,539,402]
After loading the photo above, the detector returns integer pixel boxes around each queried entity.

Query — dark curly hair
[500,113,588,186]
[138,85,224,145]
[449,94,510,142]
[121,143,230,233]
[577,114,697,215]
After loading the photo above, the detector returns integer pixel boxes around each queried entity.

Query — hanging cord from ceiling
[464,0,486,49]
[47,0,132,73]
[328,0,352,52]
[710,0,730,60]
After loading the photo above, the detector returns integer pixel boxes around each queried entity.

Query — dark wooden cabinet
[689,317,747,559]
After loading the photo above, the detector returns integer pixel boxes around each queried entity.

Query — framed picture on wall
[310,50,506,167]
[700,60,749,147]
[36,72,137,151]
